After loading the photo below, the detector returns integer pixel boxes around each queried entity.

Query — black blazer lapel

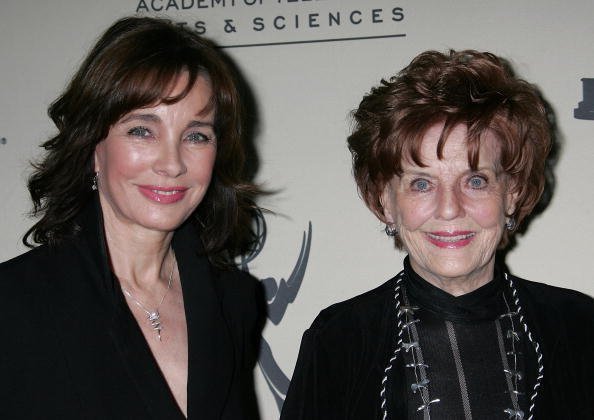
[173,224,234,420]
[62,197,185,418]
[58,195,235,418]
[108,301,186,419]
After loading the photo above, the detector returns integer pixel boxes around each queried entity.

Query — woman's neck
[101,208,175,292]
[408,257,496,297]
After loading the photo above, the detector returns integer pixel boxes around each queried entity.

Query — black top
[281,258,594,420]
[399,258,532,418]
[404,258,506,323]
[0,197,264,419]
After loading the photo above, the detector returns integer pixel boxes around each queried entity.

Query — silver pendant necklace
[121,249,175,341]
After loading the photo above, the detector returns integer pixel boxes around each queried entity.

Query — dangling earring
[92,172,98,191]
[505,218,516,231]
[385,224,398,237]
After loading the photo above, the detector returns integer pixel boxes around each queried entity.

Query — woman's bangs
[111,62,198,121]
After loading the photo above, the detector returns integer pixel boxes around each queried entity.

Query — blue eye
[412,179,430,192]
[469,176,487,189]
[127,126,152,138]
[185,132,211,144]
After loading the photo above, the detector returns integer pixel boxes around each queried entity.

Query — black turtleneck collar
[403,256,506,324]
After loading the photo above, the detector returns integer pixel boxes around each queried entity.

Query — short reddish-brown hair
[347,49,551,248]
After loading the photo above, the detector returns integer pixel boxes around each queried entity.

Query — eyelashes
[468,175,488,189]
[407,174,490,193]
[127,126,152,138]
[126,126,215,144]
[411,178,431,192]
[185,132,213,144]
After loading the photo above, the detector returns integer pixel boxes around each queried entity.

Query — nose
[153,141,187,178]
[436,186,465,220]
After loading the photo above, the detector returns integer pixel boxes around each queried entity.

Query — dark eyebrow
[118,113,214,129]
[187,120,215,130]
[119,113,161,124]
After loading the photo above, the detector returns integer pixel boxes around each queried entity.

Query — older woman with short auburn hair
[0,17,262,419]
[350,50,550,250]
[282,50,594,419]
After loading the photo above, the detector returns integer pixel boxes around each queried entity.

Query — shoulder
[0,240,84,290]
[511,275,594,316]
[0,245,60,292]
[308,276,396,337]
[510,275,594,349]
[213,266,262,306]
[0,238,99,328]
[282,277,397,416]
[1,246,50,275]
[173,220,263,320]
[0,249,45,317]
[0,245,76,348]
[213,266,265,328]
[174,220,262,312]
[212,267,265,371]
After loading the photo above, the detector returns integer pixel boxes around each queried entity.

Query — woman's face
[94,74,217,236]
[381,123,517,291]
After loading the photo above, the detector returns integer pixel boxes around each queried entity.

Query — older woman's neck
[410,258,496,297]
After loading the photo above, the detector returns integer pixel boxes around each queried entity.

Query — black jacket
[281,271,594,419]
[0,199,263,419]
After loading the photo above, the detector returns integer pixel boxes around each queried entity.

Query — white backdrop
[1,1,593,418]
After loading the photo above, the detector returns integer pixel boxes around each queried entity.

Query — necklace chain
[121,248,175,341]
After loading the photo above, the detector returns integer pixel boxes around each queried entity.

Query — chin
[137,213,193,233]
[433,265,478,281]
[428,255,494,281]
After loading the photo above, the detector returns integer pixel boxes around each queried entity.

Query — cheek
[465,198,505,228]
[186,148,217,182]
[397,196,434,230]
[104,145,152,179]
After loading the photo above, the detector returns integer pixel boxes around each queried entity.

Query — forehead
[136,73,214,117]
[175,74,213,112]
[403,123,501,170]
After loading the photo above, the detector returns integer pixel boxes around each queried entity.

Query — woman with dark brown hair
[0,17,262,419]
[281,50,594,419]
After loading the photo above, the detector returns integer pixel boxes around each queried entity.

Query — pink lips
[138,185,188,204]
[426,231,475,248]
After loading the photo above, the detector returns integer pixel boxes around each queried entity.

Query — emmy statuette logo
[239,217,313,411]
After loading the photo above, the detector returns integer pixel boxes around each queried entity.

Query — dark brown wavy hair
[25,16,260,265]
[347,49,551,248]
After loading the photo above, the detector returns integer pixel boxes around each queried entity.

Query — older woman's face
[381,123,517,290]
[94,74,216,236]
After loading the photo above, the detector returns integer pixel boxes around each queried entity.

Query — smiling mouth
[138,186,188,203]
[150,189,184,195]
[427,232,475,242]
[425,231,476,248]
